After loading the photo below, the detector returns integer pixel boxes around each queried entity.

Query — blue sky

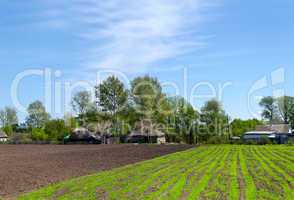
[0,0,294,121]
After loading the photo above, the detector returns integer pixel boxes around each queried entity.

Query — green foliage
[44,119,70,141]
[96,76,128,115]
[166,96,198,144]
[131,76,162,119]
[18,146,294,200]
[71,91,94,125]
[200,99,229,137]
[259,95,294,126]
[0,107,18,127]
[26,101,50,128]
[2,125,13,136]
[286,138,294,146]
[276,96,294,124]
[9,133,32,144]
[230,118,262,136]
[206,135,229,144]
[31,128,48,141]
[259,96,275,122]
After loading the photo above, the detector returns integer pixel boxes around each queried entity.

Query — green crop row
[18,145,294,200]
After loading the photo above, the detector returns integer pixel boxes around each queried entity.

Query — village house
[64,128,102,144]
[243,124,293,144]
[127,120,166,144]
[0,131,8,143]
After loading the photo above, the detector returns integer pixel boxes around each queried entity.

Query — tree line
[1,75,293,144]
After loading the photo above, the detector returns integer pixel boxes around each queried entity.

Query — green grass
[18,145,294,200]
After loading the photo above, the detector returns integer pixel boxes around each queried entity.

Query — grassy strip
[186,146,231,200]
[198,146,235,200]
[252,146,294,200]
[240,147,256,200]
[157,147,225,200]
[130,147,221,199]
[263,146,294,175]
[229,147,239,200]
[142,149,217,199]
[177,147,227,199]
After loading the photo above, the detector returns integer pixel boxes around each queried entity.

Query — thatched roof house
[0,131,8,142]
[127,120,166,144]
[64,128,101,144]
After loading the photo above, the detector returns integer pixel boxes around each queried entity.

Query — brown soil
[0,144,191,199]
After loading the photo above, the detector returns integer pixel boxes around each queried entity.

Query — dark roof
[129,130,165,137]
[0,131,8,138]
[255,124,290,134]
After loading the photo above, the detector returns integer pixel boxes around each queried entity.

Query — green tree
[26,101,50,128]
[0,107,18,127]
[167,97,198,144]
[31,128,48,141]
[96,76,128,134]
[131,76,162,120]
[259,96,276,122]
[230,118,262,136]
[276,96,294,124]
[44,119,70,141]
[72,91,94,125]
[200,99,229,139]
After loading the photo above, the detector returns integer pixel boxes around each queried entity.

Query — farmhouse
[127,130,166,144]
[0,131,8,142]
[127,120,166,144]
[243,124,293,144]
[64,128,101,144]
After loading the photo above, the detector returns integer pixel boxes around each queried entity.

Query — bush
[8,133,33,144]
[206,136,229,144]
[287,138,294,146]
[44,119,70,141]
[257,136,272,145]
[32,128,48,141]
[2,125,13,136]
[244,140,257,145]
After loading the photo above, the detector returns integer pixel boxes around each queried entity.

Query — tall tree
[259,96,276,122]
[131,76,162,120]
[96,76,128,134]
[0,107,18,127]
[96,76,128,115]
[167,96,198,144]
[26,101,50,128]
[71,91,94,125]
[201,99,229,136]
[276,96,294,124]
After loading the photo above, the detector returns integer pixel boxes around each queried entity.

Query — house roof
[245,131,275,135]
[129,130,165,137]
[0,131,8,138]
[255,124,290,134]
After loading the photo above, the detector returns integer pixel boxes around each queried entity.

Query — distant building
[0,131,8,142]
[64,128,101,144]
[243,124,293,144]
[128,130,166,144]
[127,120,166,144]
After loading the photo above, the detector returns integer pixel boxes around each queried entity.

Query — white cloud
[41,0,219,72]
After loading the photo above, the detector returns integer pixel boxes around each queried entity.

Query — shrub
[8,133,33,144]
[32,128,48,141]
[44,119,70,141]
[257,136,272,145]
[206,135,229,144]
[287,138,294,146]
[2,125,13,136]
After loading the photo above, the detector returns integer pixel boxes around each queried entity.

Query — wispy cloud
[40,0,220,72]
